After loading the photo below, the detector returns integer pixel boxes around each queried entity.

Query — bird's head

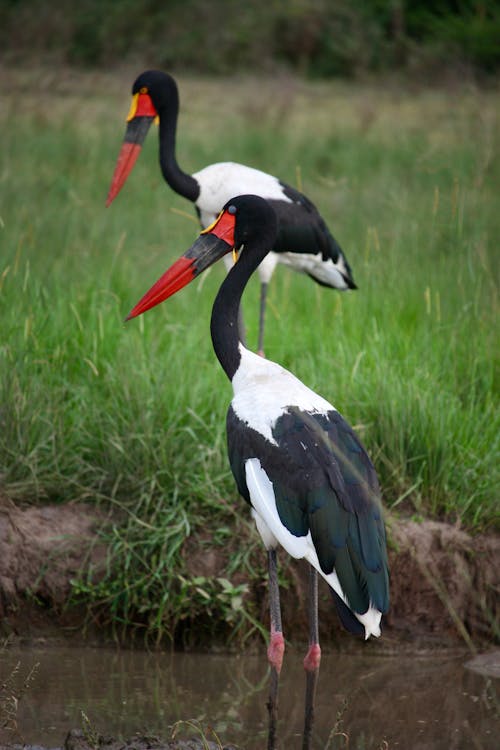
[106,70,177,207]
[126,195,278,321]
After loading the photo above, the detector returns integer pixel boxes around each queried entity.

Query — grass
[0,67,498,641]
[0,638,39,737]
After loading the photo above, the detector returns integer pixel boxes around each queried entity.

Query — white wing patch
[246,457,312,559]
[245,457,382,639]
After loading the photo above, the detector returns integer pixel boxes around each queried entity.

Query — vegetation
[0,67,498,641]
[1,0,499,76]
[0,640,39,736]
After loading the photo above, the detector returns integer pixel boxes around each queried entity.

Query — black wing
[226,405,389,621]
[268,182,346,266]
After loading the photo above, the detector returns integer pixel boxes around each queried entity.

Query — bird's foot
[267,630,285,674]
[257,349,265,358]
[303,643,321,672]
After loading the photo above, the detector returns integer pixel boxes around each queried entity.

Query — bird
[125,195,389,722]
[107,69,357,355]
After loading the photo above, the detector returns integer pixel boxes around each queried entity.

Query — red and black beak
[126,209,236,321]
[106,92,159,207]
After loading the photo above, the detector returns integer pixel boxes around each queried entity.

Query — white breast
[194,162,291,227]
[231,345,334,445]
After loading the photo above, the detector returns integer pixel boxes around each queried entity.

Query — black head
[131,70,178,111]
[222,194,278,254]
[106,70,179,206]
[126,195,278,321]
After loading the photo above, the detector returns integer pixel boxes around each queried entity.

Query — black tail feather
[330,589,365,636]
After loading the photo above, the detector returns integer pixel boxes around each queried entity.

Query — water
[0,644,498,749]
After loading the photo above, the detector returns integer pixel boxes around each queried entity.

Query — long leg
[257,282,268,357]
[266,548,284,750]
[302,566,321,750]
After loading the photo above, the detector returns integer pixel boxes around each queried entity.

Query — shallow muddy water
[0,644,498,749]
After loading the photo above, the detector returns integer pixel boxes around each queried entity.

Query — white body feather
[194,162,292,227]
[277,251,351,289]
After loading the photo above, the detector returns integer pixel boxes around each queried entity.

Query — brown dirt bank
[0,729,237,750]
[0,493,498,649]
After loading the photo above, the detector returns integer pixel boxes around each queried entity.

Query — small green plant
[0,649,39,737]
[171,719,225,750]
[80,711,100,750]
[325,696,350,749]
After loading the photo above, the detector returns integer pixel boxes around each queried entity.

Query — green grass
[1,69,498,641]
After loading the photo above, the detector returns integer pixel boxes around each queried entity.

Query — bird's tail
[330,589,365,636]
[326,231,357,290]
[330,589,382,640]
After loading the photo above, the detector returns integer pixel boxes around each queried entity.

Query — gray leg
[266,548,284,750]
[258,282,268,357]
[302,567,321,750]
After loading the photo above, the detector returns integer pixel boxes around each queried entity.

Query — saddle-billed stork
[108,70,357,354]
[125,195,389,736]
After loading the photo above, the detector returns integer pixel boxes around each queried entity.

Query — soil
[0,729,238,750]
[0,492,498,649]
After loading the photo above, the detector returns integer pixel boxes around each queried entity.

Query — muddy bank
[0,493,498,647]
[0,729,238,750]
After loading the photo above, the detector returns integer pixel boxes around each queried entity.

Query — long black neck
[157,86,200,203]
[210,241,267,382]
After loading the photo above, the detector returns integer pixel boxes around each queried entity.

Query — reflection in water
[0,645,498,749]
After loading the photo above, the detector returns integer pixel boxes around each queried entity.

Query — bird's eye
[139,87,148,94]
[228,205,237,215]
